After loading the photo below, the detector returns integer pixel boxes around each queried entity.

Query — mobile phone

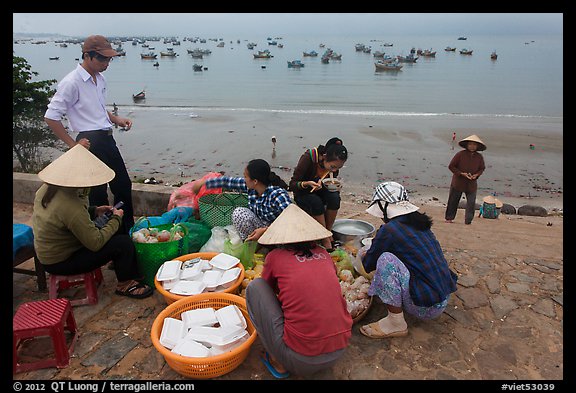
[94,201,124,228]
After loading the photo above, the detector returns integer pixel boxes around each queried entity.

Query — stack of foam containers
[156,253,242,295]
[159,304,249,357]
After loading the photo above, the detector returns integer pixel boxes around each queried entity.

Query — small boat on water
[287,59,305,68]
[160,48,177,57]
[49,57,59,60]
[420,49,436,57]
[193,64,203,71]
[132,91,145,101]
[375,60,403,71]
[490,51,498,60]
[459,48,473,55]
[253,50,272,58]
[140,52,157,59]
[458,37,467,40]
[396,53,418,63]
[303,50,318,57]
[445,46,457,51]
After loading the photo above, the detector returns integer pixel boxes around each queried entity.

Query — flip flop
[260,352,290,379]
[359,321,408,339]
[115,281,153,299]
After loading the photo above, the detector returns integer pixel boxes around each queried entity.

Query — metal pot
[331,219,376,244]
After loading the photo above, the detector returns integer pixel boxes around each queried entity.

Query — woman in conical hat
[445,134,486,225]
[32,145,153,299]
[245,204,352,378]
[359,181,458,339]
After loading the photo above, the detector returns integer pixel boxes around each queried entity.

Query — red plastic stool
[13,298,79,374]
[49,267,103,306]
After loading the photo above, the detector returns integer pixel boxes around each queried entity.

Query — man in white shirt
[45,35,135,233]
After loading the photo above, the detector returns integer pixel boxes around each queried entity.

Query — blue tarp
[13,223,34,260]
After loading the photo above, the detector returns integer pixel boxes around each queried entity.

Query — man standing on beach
[444,134,486,225]
[452,132,456,150]
[44,35,135,233]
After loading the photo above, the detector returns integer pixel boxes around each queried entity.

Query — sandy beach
[87,107,562,211]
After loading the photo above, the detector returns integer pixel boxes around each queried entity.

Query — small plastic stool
[49,267,103,306]
[13,298,79,374]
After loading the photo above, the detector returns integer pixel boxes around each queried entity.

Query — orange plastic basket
[154,252,245,305]
[150,292,258,379]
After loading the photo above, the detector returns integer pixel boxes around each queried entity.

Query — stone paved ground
[12,200,564,384]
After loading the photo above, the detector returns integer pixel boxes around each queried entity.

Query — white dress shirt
[45,64,113,132]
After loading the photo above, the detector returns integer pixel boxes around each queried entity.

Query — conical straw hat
[458,134,486,151]
[38,144,115,187]
[258,203,332,245]
[483,195,503,208]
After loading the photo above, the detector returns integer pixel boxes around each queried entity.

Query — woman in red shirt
[246,204,353,378]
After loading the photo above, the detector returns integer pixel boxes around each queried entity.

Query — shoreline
[52,108,564,211]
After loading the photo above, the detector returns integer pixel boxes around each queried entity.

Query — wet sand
[104,107,562,210]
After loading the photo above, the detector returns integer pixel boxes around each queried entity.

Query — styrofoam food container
[181,257,202,269]
[159,317,185,350]
[215,304,247,329]
[162,277,180,290]
[361,237,373,247]
[180,263,203,280]
[181,307,218,328]
[202,270,223,291]
[185,325,248,346]
[208,334,249,356]
[217,267,241,289]
[169,280,206,296]
[171,338,211,358]
[156,260,182,281]
[209,253,240,270]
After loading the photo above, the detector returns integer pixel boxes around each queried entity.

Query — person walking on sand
[444,134,486,225]
[44,35,135,234]
[451,132,456,150]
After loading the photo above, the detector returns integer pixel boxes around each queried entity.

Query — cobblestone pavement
[12,201,564,384]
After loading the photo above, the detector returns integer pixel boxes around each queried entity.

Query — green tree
[13,54,65,173]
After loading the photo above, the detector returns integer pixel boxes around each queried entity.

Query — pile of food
[239,253,265,297]
[331,249,373,320]
[132,227,184,243]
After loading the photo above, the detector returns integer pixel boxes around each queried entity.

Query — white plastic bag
[199,227,229,253]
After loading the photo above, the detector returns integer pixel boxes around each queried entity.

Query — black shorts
[294,188,341,216]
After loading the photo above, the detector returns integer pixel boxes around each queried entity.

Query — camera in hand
[94,201,124,228]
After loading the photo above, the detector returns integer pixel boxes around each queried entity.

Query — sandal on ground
[115,281,153,299]
[359,322,408,339]
[260,351,290,379]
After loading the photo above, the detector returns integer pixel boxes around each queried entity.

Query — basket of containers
[198,193,248,228]
[154,252,245,305]
[150,292,257,379]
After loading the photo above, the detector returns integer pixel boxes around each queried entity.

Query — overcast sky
[13,13,563,38]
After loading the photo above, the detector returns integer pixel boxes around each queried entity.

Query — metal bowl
[332,219,376,243]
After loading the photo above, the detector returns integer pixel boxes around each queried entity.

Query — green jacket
[32,184,122,265]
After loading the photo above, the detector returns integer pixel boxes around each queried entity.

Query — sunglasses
[94,53,113,62]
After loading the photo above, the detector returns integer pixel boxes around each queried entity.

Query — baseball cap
[82,35,119,57]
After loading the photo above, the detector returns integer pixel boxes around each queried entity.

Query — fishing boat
[375,60,403,71]
[458,36,467,40]
[193,64,203,71]
[287,59,305,68]
[303,50,318,57]
[490,51,498,60]
[49,56,59,60]
[160,48,177,57]
[459,48,473,55]
[396,53,418,63]
[420,49,436,57]
[444,46,457,51]
[132,91,145,100]
[140,52,157,59]
[253,50,272,58]
[373,51,386,58]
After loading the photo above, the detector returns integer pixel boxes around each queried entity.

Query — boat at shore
[132,91,145,101]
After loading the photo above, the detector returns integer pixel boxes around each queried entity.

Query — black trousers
[76,131,134,233]
[445,186,477,224]
[295,188,341,216]
[42,234,142,283]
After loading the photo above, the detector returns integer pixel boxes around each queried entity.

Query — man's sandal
[359,322,408,339]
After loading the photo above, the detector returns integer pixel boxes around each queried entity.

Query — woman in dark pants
[32,145,152,299]
[289,137,348,249]
[444,134,486,225]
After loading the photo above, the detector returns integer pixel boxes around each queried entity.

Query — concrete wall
[13,172,174,216]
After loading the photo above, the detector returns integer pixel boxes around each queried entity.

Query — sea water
[13,33,563,119]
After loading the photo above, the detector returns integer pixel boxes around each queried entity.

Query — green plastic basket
[132,222,188,287]
[198,193,249,228]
